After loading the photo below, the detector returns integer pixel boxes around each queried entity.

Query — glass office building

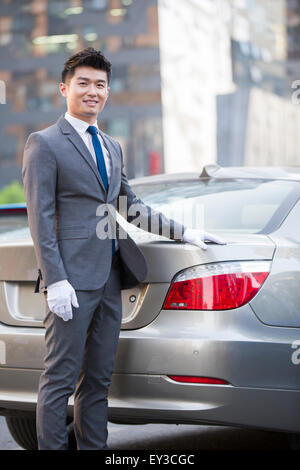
[0,0,300,194]
[159,0,300,172]
[0,0,162,193]
[217,0,300,167]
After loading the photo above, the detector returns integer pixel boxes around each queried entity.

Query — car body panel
[0,303,298,388]
[0,232,275,329]
[0,368,299,433]
[0,167,300,435]
[250,200,300,327]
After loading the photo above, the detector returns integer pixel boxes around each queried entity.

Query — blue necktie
[87,125,115,255]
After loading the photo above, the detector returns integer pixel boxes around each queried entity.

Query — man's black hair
[61,47,112,84]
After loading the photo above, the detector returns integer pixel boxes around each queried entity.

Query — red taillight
[0,208,27,215]
[168,376,229,385]
[163,261,270,310]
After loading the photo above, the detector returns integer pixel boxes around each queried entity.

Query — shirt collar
[64,112,99,135]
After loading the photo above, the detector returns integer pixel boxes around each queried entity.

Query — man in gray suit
[22,47,226,450]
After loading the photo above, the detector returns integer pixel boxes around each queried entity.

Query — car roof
[130,165,300,184]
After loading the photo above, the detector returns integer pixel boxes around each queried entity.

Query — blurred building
[0,0,163,191]
[158,0,234,173]
[0,0,300,193]
[218,0,300,167]
[159,0,300,170]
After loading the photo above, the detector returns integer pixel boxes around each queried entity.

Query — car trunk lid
[0,230,275,329]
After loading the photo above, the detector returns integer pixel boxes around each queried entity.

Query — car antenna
[199,164,221,178]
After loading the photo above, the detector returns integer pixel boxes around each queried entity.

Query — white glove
[47,279,79,321]
[183,228,227,251]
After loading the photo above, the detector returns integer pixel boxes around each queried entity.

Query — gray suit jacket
[22,115,185,293]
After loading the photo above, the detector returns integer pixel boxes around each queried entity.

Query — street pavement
[0,416,293,450]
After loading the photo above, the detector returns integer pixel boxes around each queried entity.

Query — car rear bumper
[109,373,300,433]
[0,304,299,432]
[0,368,299,433]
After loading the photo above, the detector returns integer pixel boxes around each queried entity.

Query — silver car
[0,165,299,450]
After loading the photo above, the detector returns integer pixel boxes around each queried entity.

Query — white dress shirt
[64,112,112,181]
[64,112,118,252]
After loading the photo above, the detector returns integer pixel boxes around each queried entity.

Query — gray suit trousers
[36,253,122,450]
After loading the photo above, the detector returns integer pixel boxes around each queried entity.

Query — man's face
[59,66,110,123]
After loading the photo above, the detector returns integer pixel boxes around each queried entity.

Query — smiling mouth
[84,100,99,104]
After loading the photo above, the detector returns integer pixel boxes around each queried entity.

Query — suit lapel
[57,115,107,195]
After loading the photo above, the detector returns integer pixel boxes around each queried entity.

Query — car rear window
[131,178,300,234]
[0,179,299,239]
